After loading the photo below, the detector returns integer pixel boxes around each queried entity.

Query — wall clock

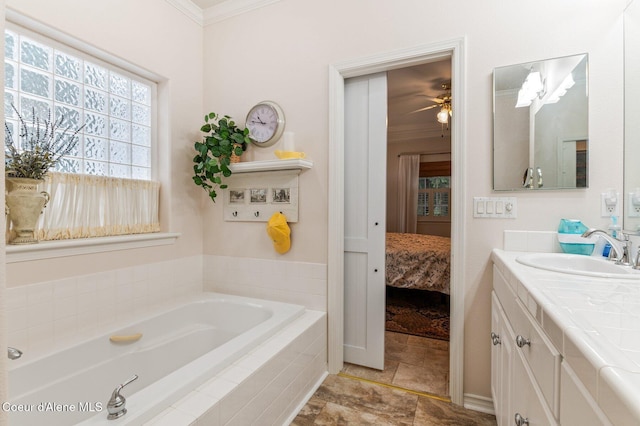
[246,101,285,147]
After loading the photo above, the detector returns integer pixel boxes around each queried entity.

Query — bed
[385,232,451,295]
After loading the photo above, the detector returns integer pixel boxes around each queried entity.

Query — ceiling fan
[411,82,452,124]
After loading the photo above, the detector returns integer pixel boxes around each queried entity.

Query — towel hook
[232,211,238,217]
[254,211,260,217]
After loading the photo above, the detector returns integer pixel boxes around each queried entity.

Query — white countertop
[492,249,640,424]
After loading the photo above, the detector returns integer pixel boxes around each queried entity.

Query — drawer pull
[491,332,501,346]
[515,335,530,348]
[514,413,529,426]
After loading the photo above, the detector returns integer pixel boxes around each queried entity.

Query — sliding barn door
[343,73,387,370]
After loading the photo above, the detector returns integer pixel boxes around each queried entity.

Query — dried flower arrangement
[5,105,85,180]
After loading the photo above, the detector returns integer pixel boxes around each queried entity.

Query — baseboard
[281,370,329,424]
[463,393,495,415]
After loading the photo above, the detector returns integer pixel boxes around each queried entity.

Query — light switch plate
[474,197,517,218]
[629,192,640,217]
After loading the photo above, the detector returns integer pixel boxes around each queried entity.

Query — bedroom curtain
[396,154,420,233]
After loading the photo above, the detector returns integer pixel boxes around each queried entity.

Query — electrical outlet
[629,192,640,217]
[601,191,620,217]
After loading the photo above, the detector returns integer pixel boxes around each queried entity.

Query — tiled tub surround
[6,256,203,359]
[492,249,640,424]
[7,255,327,360]
[204,255,327,312]
[147,310,326,425]
[5,256,328,425]
[8,293,306,425]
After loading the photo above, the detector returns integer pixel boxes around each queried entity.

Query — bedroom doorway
[328,37,466,405]
[342,59,453,398]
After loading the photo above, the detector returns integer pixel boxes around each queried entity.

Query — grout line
[337,372,452,403]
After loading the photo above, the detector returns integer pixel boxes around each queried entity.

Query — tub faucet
[7,347,22,360]
[107,374,138,420]
[581,228,632,265]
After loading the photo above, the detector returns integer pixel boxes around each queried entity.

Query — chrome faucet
[107,374,138,420]
[581,228,632,265]
[7,347,22,360]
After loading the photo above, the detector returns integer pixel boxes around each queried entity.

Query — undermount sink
[516,253,640,279]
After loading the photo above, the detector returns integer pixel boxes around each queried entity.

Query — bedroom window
[417,176,451,221]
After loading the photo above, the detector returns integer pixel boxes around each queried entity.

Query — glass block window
[5,25,155,180]
[418,176,451,221]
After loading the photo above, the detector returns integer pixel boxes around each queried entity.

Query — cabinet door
[491,293,502,416]
[499,302,515,426]
[511,348,558,426]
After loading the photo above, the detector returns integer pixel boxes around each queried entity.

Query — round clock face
[246,101,285,147]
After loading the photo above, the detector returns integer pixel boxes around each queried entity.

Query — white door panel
[343,72,387,370]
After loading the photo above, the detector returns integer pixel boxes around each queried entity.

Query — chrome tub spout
[7,347,22,360]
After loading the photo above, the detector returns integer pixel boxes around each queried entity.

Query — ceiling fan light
[437,108,449,124]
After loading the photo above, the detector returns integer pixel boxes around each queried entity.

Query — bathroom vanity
[491,249,640,425]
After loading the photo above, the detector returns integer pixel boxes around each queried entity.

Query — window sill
[6,232,180,263]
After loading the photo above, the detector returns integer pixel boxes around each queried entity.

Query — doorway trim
[327,37,467,406]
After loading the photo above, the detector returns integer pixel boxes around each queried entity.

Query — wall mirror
[625,0,640,231]
[493,53,589,191]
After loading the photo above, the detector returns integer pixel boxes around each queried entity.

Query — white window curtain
[33,172,160,240]
[396,154,420,233]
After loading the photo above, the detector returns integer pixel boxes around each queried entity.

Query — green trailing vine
[192,112,250,203]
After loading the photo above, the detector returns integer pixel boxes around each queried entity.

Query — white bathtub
[7,292,305,425]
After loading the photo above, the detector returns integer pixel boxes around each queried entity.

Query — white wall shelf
[228,158,313,174]
[223,159,312,222]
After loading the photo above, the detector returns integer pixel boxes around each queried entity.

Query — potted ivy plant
[192,112,250,203]
[5,105,84,244]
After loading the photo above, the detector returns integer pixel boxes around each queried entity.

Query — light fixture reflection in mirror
[493,53,588,191]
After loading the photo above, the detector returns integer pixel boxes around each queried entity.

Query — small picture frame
[229,189,245,204]
[250,188,267,203]
[272,188,291,203]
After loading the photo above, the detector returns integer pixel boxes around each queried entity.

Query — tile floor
[343,331,449,397]
[291,332,497,425]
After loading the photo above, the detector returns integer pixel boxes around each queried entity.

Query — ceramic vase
[5,177,49,244]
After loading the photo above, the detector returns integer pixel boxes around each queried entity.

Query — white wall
[4,0,205,286]
[201,0,627,400]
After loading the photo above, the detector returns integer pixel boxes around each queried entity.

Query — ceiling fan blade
[415,94,444,102]
[409,104,439,114]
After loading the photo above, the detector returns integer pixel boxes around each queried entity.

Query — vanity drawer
[511,297,561,419]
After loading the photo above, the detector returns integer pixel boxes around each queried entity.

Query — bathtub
[7,292,305,425]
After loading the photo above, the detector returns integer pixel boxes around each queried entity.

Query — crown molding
[203,0,282,25]
[164,0,204,26]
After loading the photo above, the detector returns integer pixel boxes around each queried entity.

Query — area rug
[385,287,450,341]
